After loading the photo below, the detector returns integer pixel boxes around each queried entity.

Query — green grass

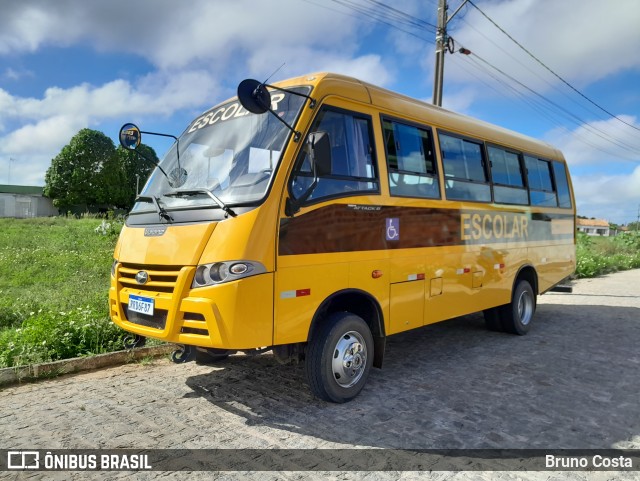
[0,217,125,367]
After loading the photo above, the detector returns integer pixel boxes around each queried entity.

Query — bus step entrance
[550,284,573,293]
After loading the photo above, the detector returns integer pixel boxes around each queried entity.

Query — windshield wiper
[164,189,237,217]
[136,195,173,223]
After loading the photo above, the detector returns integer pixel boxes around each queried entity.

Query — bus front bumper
[109,272,274,349]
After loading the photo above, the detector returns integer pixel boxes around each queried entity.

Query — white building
[576,218,610,236]
[0,185,58,218]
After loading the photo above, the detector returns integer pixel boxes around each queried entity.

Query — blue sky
[1,0,639,224]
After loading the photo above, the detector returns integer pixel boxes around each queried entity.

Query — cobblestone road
[1,270,639,481]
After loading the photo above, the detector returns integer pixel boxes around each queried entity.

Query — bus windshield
[133,87,310,213]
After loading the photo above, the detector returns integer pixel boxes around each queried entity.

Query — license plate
[128,295,154,316]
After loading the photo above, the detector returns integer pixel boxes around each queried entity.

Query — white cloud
[0,0,376,76]
[441,87,478,113]
[545,116,640,166]
[0,1,399,187]
[571,165,640,224]
[542,116,640,223]
[3,67,34,81]
[0,69,223,184]
[449,0,640,91]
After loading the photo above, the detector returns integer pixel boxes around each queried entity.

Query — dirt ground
[1,269,639,481]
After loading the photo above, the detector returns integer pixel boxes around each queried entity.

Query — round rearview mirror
[237,79,271,114]
[119,123,141,150]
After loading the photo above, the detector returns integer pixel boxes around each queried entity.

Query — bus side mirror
[237,79,271,114]
[285,131,332,217]
[119,123,142,150]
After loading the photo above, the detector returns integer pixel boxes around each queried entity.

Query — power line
[318,0,435,42]
[301,0,640,158]
[456,15,609,124]
[457,45,640,159]
[466,0,640,134]
[360,0,438,31]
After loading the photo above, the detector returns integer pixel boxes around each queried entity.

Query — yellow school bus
[110,72,576,402]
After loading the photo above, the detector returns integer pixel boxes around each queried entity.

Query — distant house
[576,218,610,236]
[0,185,58,218]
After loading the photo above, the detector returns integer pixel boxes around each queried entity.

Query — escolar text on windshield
[188,94,286,133]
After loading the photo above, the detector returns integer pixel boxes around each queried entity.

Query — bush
[0,307,126,368]
[575,232,640,278]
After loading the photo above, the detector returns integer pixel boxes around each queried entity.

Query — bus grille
[118,263,181,294]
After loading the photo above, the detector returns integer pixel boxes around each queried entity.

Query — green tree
[44,129,159,212]
[114,144,157,209]
[44,129,117,210]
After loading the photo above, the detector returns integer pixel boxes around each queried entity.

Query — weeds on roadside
[575,232,640,278]
[0,307,126,368]
[0,217,125,368]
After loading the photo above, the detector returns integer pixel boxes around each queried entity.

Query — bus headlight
[192,260,267,288]
[111,259,118,277]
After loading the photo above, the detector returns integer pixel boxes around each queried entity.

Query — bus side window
[383,118,440,199]
[289,107,379,203]
[552,161,572,208]
[439,132,491,202]
[488,145,528,205]
[525,156,557,207]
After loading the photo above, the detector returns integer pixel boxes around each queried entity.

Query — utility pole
[433,0,448,107]
[433,0,469,106]
[8,157,15,185]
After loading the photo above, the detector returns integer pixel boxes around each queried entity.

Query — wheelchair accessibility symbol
[386,218,400,241]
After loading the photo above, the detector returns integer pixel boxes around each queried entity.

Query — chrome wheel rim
[331,330,367,388]
[517,289,534,326]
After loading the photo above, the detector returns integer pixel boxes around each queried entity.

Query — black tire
[483,307,503,332]
[305,312,373,403]
[500,280,536,335]
[195,347,232,364]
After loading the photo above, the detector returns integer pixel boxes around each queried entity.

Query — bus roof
[275,72,564,162]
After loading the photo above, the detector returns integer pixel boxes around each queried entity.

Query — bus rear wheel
[305,312,373,403]
[499,279,536,335]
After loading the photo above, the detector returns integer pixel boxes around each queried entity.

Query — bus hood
[115,222,217,266]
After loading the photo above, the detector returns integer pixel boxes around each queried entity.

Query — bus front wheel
[500,279,536,335]
[305,312,373,403]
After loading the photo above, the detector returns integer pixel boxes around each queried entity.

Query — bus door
[274,104,386,346]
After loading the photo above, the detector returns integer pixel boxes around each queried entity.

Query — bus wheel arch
[307,289,385,369]
[513,264,539,297]
[503,265,538,335]
[484,264,538,334]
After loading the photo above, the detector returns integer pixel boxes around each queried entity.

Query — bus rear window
[488,146,527,205]
[525,156,557,207]
[553,161,572,208]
